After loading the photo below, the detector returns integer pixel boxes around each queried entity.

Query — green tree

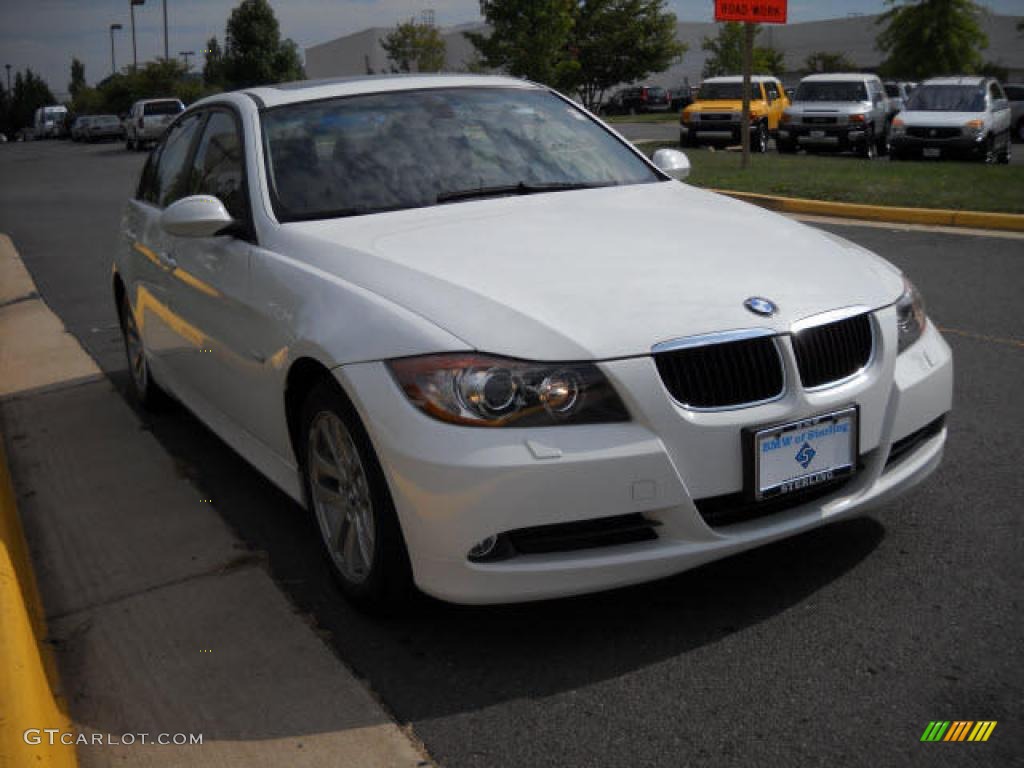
[876,0,988,79]
[466,0,579,89]
[69,58,86,100]
[802,51,857,74]
[570,0,685,110]
[701,22,785,78]
[221,0,305,89]
[203,36,226,87]
[9,69,56,133]
[382,20,447,73]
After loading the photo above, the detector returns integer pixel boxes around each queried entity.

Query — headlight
[896,278,927,353]
[388,353,630,427]
[891,117,905,135]
[963,118,984,137]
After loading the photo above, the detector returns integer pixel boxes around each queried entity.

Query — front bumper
[891,132,985,158]
[778,124,868,148]
[336,310,952,604]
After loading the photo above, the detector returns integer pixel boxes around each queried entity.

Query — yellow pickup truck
[680,76,790,152]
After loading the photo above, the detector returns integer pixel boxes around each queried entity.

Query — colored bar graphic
[921,720,996,742]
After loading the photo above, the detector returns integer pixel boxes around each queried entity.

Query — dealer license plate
[751,408,858,501]
[923,148,941,158]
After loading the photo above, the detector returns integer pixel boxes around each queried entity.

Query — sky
[2,0,1023,98]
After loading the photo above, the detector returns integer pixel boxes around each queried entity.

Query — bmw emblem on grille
[744,297,777,316]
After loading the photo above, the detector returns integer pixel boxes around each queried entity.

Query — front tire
[753,121,768,153]
[117,290,168,409]
[300,379,412,612]
[859,128,877,159]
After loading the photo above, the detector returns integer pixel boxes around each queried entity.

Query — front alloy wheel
[307,410,376,585]
[754,122,768,153]
[118,290,166,409]
[300,380,412,610]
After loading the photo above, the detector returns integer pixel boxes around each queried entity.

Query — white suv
[890,77,1012,163]
[125,98,185,151]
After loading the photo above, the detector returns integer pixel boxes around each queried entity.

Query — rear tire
[300,378,413,613]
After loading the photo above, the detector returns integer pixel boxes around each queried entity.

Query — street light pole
[4,64,11,93]
[109,24,123,76]
[130,1,138,70]
[163,0,169,61]
[179,51,195,71]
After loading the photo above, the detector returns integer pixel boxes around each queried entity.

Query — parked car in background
[85,114,125,142]
[890,76,1012,163]
[1005,83,1024,142]
[668,87,693,111]
[113,74,951,610]
[125,98,185,150]
[778,73,890,158]
[71,116,94,142]
[884,81,912,115]
[601,85,671,115]
[32,105,68,139]
[681,76,789,152]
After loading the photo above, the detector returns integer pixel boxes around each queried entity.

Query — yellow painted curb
[710,189,1024,233]
[0,384,78,762]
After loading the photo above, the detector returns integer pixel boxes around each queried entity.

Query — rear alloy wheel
[301,379,412,611]
[118,290,167,409]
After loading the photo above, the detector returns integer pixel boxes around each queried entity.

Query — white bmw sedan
[113,75,952,608]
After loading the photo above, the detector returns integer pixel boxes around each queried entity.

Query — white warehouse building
[305,13,1024,89]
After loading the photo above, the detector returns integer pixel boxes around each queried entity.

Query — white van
[32,105,68,139]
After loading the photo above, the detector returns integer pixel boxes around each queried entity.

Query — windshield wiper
[436,181,609,204]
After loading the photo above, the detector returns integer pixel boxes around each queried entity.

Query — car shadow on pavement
[106,368,885,724]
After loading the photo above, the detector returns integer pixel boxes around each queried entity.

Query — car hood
[276,181,903,361]
[898,110,979,127]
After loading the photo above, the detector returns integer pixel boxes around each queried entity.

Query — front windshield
[261,87,660,221]
[906,85,985,112]
[794,81,868,102]
[697,82,746,100]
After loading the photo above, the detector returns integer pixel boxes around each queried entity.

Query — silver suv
[1005,84,1024,143]
[890,77,1012,163]
[125,98,185,151]
[777,73,890,158]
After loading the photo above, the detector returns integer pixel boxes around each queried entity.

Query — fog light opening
[467,534,515,563]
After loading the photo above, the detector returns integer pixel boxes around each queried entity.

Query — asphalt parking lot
[1,140,1021,767]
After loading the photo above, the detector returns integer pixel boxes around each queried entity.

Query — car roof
[800,73,878,83]
[920,76,986,86]
[703,76,778,84]
[242,74,538,109]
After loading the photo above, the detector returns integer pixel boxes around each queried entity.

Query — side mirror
[652,148,691,180]
[160,195,234,238]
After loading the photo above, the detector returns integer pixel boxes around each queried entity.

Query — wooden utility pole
[740,22,754,170]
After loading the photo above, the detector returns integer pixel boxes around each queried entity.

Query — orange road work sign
[714,0,788,24]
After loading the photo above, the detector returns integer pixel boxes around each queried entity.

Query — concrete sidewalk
[0,235,431,767]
